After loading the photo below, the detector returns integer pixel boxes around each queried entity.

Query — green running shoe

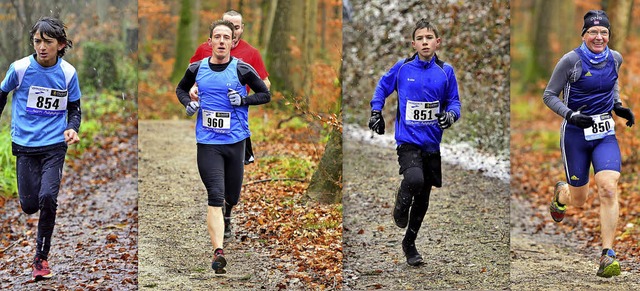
[596,250,621,278]
[549,181,567,222]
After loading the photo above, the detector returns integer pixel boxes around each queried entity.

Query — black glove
[613,102,635,127]
[565,105,594,129]
[435,111,455,129]
[368,110,385,134]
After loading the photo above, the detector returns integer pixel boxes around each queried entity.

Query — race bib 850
[584,114,615,141]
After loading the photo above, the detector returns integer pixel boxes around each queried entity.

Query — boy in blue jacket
[369,19,461,266]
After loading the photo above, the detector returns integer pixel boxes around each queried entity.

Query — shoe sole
[597,261,621,278]
[407,256,424,266]
[34,274,53,282]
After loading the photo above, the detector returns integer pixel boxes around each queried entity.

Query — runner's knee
[597,181,617,201]
[595,171,619,201]
[401,167,424,192]
[20,201,38,214]
[208,194,225,207]
[570,189,588,206]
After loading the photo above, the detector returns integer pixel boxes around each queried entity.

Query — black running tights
[400,167,432,244]
[16,147,66,260]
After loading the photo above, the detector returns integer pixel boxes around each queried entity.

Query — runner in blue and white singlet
[0,17,81,282]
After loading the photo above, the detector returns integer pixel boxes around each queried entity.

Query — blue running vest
[195,58,250,144]
[567,48,617,115]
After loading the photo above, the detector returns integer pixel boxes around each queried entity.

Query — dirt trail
[138,120,295,290]
[0,146,138,289]
[510,196,640,290]
[342,136,510,290]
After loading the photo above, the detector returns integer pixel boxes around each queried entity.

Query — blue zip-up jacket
[370,53,461,152]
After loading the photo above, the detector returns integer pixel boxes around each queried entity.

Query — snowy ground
[343,124,510,183]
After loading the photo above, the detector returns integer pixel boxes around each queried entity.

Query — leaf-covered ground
[138,115,341,290]
[0,108,138,290]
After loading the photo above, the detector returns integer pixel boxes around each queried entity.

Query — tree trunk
[192,0,200,45]
[170,0,194,83]
[524,0,573,87]
[302,0,317,105]
[266,0,291,94]
[608,0,633,53]
[306,126,342,204]
[261,0,278,52]
[320,0,326,51]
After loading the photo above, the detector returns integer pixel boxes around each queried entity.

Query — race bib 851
[405,100,439,125]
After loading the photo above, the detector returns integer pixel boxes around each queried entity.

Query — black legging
[399,167,432,243]
[16,146,67,260]
[197,140,245,207]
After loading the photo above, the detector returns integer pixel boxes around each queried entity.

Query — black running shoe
[212,249,227,274]
[393,188,411,228]
[402,240,424,266]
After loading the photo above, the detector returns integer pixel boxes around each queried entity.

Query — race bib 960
[202,109,231,133]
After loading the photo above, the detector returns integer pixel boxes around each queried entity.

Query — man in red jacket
[190,10,270,90]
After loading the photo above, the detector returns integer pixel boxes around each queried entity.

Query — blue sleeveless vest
[195,57,250,144]
[568,48,617,115]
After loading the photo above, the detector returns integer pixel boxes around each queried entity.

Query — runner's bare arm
[262,77,271,90]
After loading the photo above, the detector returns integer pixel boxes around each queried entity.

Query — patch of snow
[344,123,510,183]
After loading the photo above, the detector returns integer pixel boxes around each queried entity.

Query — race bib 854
[26,86,67,116]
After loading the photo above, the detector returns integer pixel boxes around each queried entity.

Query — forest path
[342,128,510,290]
[138,120,292,290]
